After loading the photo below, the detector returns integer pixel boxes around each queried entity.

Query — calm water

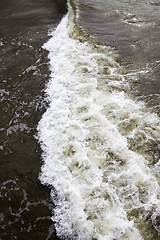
[1,0,160,239]
[0,0,67,239]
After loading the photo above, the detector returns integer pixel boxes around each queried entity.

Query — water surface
[38,1,160,239]
[0,0,67,239]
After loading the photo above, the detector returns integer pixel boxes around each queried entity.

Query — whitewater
[37,3,160,240]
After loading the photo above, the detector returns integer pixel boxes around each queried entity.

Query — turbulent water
[37,1,160,240]
[1,0,160,239]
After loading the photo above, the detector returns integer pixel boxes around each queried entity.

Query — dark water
[1,0,160,239]
[0,0,67,239]
[71,0,160,114]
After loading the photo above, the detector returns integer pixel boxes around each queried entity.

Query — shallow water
[38,1,160,239]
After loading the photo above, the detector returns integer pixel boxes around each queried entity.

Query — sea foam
[38,10,160,240]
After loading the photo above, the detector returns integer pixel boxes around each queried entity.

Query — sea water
[38,1,160,239]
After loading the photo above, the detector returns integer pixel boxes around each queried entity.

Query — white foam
[38,12,160,240]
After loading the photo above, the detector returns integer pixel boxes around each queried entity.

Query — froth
[38,11,160,240]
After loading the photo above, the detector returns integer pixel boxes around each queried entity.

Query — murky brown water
[1,0,160,239]
[71,0,160,115]
[0,0,67,239]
